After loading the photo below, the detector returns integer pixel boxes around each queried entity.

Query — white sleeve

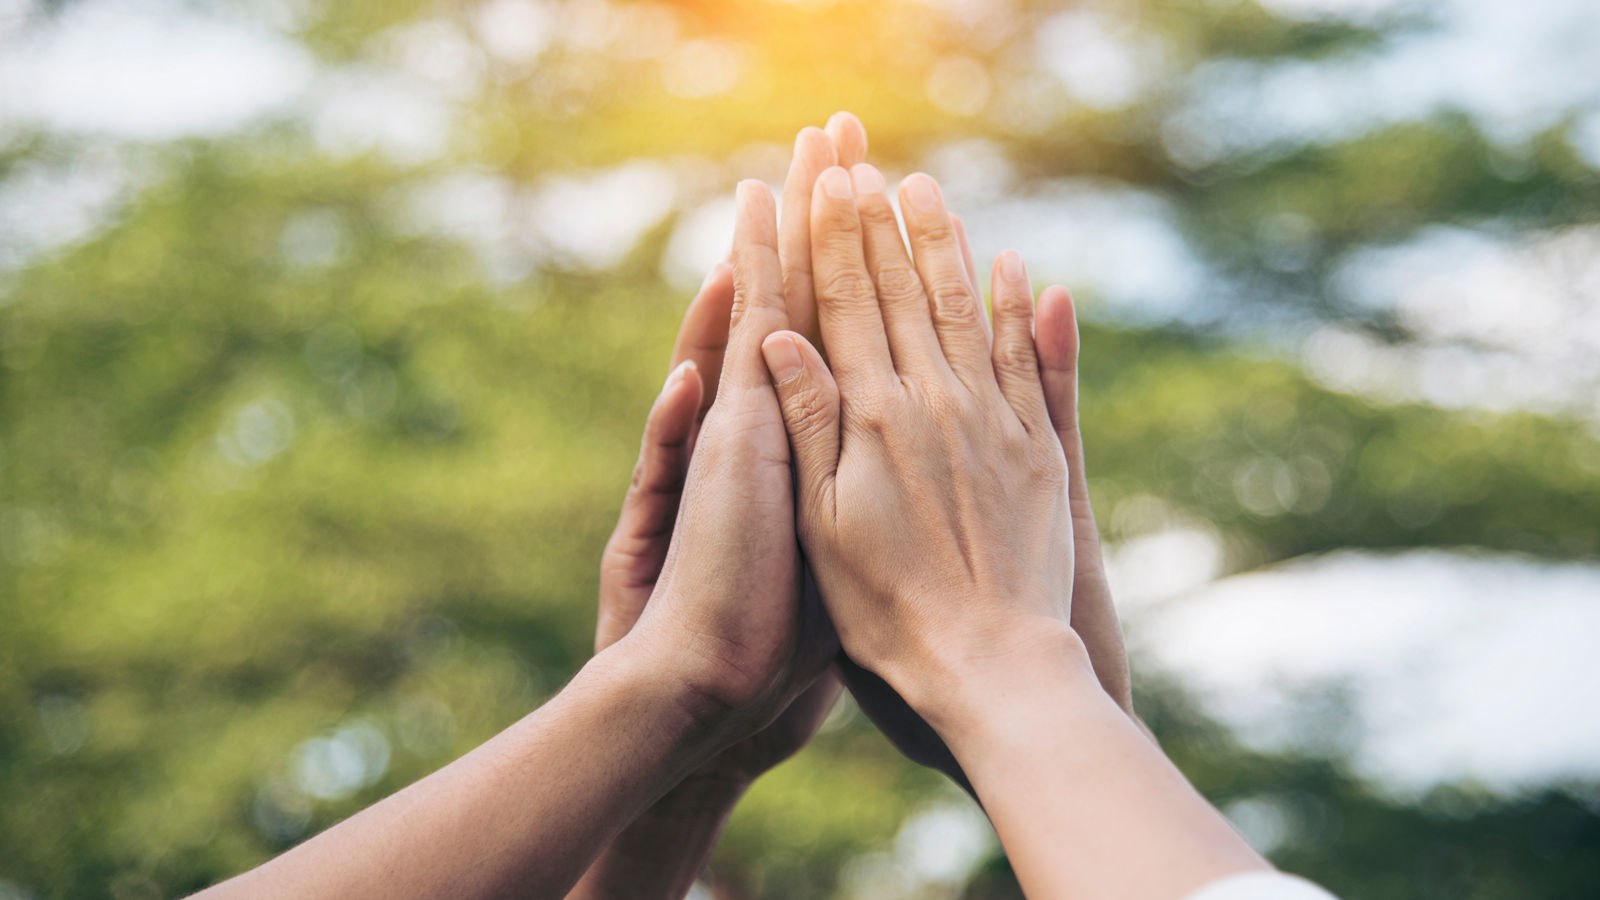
[1182,871,1340,900]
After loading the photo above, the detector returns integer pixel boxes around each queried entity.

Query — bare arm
[196,635,731,900]
[197,178,831,900]
[929,626,1264,898]
[761,164,1269,899]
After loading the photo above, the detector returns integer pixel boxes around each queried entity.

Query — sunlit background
[2,0,1598,897]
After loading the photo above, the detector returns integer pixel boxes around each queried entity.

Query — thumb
[760,331,840,514]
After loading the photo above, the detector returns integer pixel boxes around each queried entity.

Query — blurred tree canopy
[2,0,1597,898]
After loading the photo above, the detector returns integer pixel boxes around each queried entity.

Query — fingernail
[662,355,694,390]
[796,125,824,144]
[736,179,759,208]
[761,335,804,383]
[903,173,941,213]
[851,163,886,195]
[820,166,853,200]
[999,249,1026,284]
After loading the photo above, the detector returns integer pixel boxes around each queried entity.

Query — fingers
[810,166,895,388]
[777,113,869,346]
[1035,285,1083,453]
[670,262,736,421]
[951,213,992,346]
[615,361,703,550]
[898,174,995,394]
[599,360,704,623]
[826,111,869,168]
[1036,285,1134,711]
[850,164,948,375]
[989,251,1050,433]
[1036,286,1092,538]
[951,213,980,296]
[779,127,840,346]
[724,180,791,392]
[760,331,840,518]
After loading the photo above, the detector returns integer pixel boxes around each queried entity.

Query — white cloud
[1132,549,1600,794]
[1167,0,1600,163]
[0,0,312,140]
[1314,224,1600,419]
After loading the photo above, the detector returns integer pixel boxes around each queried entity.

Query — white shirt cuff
[1182,871,1340,900]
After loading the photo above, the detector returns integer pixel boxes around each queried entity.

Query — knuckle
[927,279,981,326]
[1007,285,1037,311]
[918,378,970,425]
[873,264,924,305]
[728,287,754,327]
[786,384,832,428]
[915,216,955,245]
[816,221,863,255]
[858,201,901,232]
[843,390,893,433]
[995,290,1035,322]
[627,458,649,491]
[994,337,1040,375]
[816,268,877,308]
[1027,438,1068,485]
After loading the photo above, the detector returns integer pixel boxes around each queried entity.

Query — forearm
[198,635,726,900]
[919,625,1268,900]
[566,773,749,900]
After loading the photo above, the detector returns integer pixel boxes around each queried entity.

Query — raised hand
[592,263,830,788]
[819,160,1137,789]
[594,117,869,783]
[571,121,869,899]
[595,266,731,655]
[760,166,1265,899]
[609,176,830,770]
[759,163,1078,722]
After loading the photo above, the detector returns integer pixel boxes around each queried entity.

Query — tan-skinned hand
[595,116,867,785]
[606,178,834,761]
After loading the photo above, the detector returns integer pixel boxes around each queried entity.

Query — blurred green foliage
[2,0,1598,898]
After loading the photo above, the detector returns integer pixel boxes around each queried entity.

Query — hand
[611,178,831,762]
[766,114,1131,787]
[832,214,1135,787]
[595,265,835,783]
[759,163,1078,723]
[571,119,869,900]
[596,116,869,783]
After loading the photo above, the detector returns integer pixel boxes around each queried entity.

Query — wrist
[591,631,739,779]
[896,618,1107,745]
